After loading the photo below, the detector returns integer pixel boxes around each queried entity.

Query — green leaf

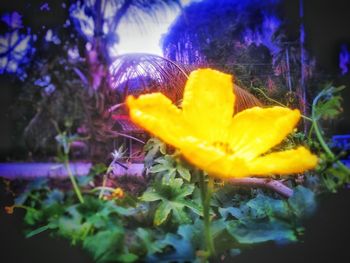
[175,184,194,198]
[136,228,165,256]
[101,201,137,217]
[25,222,57,238]
[149,164,171,173]
[314,86,345,120]
[116,253,138,263]
[170,202,192,224]
[144,138,166,167]
[141,157,200,225]
[141,189,162,202]
[24,209,43,226]
[176,164,191,181]
[43,189,64,207]
[142,177,200,225]
[90,163,108,175]
[154,202,172,225]
[181,199,202,216]
[168,177,184,190]
[15,178,48,205]
[83,226,124,263]
[57,205,90,243]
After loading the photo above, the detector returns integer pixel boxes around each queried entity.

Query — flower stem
[253,87,286,107]
[64,156,84,204]
[90,186,116,193]
[98,174,108,199]
[199,171,215,257]
[99,160,115,199]
[311,91,350,176]
[311,119,350,175]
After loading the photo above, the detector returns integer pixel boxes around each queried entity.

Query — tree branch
[228,177,294,198]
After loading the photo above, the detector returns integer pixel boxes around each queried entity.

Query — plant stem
[228,178,293,198]
[64,156,84,204]
[199,171,215,257]
[91,186,116,193]
[253,87,312,121]
[99,160,115,199]
[311,91,350,176]
[311,119,350,175]
[254,87,287,107]
[98,174,108,199]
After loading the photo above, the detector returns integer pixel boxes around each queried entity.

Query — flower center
[212,141,234,154]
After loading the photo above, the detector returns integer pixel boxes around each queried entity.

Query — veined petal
[126,93,190,148]
[226,106,301,159]
[248,147,318,176]
[180,137,250,179]
[181,140,317,179]
[181,69,235,141]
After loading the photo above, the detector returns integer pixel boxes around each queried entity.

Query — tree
[1,0,182,161]
[163,0,297,93]
[163,0,321,115]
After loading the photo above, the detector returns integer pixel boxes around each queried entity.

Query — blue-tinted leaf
[219,206,243,220]
[288,186,316,218]
[226,218,297,244]
[43,189,64,207]
[1,12,23,29]
[247,194,289,219]
[136,228,165,255]
[0,30,33,76]
[147,229,195,262]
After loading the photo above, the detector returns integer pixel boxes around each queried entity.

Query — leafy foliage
[141,177,201,225]
[310,85,350,192]
[162,0,286,90]
[313,85,345,121]
[9,119,334,262]
[218,186,315,245]
[0,12,34,78]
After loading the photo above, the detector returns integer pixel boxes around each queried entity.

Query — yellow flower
[4,205,14,214]
[126,69,318,179]
[111,187,125,199]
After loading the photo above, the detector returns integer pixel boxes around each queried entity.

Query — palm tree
[69,0,182,160]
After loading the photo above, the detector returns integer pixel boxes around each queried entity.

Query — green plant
[4,85,350,262]
[55,128,85,204]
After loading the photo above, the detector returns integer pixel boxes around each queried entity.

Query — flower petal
[181,139,317,179]
[180,137,250,179]
[126,93,190,147]
[181,69,235,141]
[248,147,318,176]
[226,106,301,159]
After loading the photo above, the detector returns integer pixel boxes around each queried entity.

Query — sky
[114,0,196,56]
